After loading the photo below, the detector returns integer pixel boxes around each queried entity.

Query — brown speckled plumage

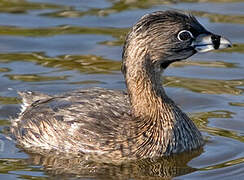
[11,10,231,161]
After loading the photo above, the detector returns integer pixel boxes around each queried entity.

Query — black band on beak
[211,34,221,49]
[192,33,231,53]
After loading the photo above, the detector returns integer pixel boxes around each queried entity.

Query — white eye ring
[177,30,194,41]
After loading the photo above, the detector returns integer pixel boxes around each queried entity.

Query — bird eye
[177,30,194,41]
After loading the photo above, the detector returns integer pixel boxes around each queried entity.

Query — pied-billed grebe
[11,10,231,160]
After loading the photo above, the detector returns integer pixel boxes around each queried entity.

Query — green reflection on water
[0,159,27,173]
[41,0,173,18]
[0,25,128,49]
[0,159,48,179]
[0,0,243,25]
[68,80,106,85]
[192,11,244,24]
[0,53,121,74]
[0,67,10,72]
[192,110,233,127]
[0,97,19,104]
[0,0,65,14]
[5,74,68,82]
[220,44,244,53]
[0,119,11,126]
[192,110,244,143]
[165,76,244,95]
[229,102,244,107]
[0,25,127,37]
[202,157,244,171]
[38,0,244,25]
[172,60,236,68]
[41,0,244,20]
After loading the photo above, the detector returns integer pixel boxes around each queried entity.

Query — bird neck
[122,55,204,155]
[124,56,170,119]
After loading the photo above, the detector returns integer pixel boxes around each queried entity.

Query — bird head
[122,10,232,71]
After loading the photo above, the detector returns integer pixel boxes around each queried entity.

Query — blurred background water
[0,0,243,179]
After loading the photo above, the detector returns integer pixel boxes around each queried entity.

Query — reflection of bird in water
[11,10,231,161]
[26,149,202,179]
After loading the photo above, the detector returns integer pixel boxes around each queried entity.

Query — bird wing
[13,88,132,155]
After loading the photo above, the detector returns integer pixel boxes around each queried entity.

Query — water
[0,0,243,179]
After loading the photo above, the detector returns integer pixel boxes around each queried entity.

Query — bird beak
[192,33,232,53]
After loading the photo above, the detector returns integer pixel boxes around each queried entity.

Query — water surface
[0,0,244,179]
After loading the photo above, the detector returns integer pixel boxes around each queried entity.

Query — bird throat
[125,62,166,119]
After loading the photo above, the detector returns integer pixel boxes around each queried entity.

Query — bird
[11,10,231,161]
